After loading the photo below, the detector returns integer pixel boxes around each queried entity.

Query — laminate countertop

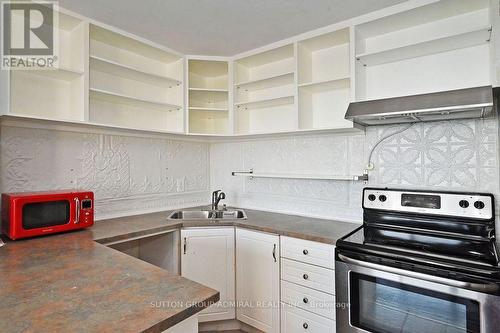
[91,206,360,246]
[0,206,359,333]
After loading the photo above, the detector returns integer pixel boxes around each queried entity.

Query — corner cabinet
[236,228,280,333]
[187,59,230,135]
[181,227,235,322]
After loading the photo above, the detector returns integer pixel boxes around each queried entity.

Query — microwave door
[21,199,72,230]
[335,254,500,333]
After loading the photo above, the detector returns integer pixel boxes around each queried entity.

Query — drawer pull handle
[303,322,309,329]
[303,297,309,304]
[303,273,309,280]
[303,249,309,255]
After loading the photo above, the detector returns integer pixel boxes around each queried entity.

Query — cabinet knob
[303,322,309,329]
[303,297,309,304]
[303,249,309,255]
[303,273,309,280]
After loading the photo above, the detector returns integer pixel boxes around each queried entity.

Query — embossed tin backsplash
[211,118,500,228]
[1,118,498,234]
[0,127,210,219]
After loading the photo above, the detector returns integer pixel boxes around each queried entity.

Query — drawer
[281,258,335,295]
[281,236,335,269]
[281,280,336,320]
[281,303,335,333]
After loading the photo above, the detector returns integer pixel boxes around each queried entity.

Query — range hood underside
[345,86,495,126]
[353,105,493,126]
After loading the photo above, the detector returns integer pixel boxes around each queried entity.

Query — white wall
[211,118,500,227]
[0,126,210,219]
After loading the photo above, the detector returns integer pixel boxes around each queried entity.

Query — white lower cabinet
[281,236,336,332]
[181,227,235,322]
[281,281,335,320]
[281,304,335,333]
[281,258,335,294]
[236,228,280,333]
[180,229,335,333]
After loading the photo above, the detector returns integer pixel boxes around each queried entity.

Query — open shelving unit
[9,11,87,121]
[89,24,184,132]
[234,44,296,134]
[297,28,353,130]
[354,0,492,101]
[187,60,229,134]
[2,0,495,139]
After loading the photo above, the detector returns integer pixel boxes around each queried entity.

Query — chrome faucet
[211,190,226,211]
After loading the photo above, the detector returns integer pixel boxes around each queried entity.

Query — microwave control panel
[80,198,93,224]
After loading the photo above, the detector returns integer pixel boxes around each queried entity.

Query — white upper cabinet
[297,28,353,130]
[88,24,184,133]
[236,228,280,333]
[187,59,230,134]
[2,0,494,136]
[8,10,87,122]
[234,44,296,134]
[354,0,492,101]
[181,227,235,322]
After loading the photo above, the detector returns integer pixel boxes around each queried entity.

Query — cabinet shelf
[189,88,228,93]
[235,72,294,91]
[90,55,181,86]
[21,66,84,81]
[298,76,350,88]
[356,26,492,67]
[90,88,181,111]
[235,95,294,110]
[189,107,228,112]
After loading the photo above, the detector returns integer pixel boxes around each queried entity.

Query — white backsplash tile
[0,127,210,219]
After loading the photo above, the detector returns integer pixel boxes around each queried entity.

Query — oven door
[335,252,500,333]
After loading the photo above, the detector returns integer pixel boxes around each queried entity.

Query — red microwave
[1,190,94,240]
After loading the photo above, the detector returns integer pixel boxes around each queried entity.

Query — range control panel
[363,188,494,220]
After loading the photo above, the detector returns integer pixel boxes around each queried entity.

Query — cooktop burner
[341,225,499,266]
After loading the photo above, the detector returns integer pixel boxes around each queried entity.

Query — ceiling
[58,0,408,56]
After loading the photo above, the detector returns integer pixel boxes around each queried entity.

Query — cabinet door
[181,227,235,322]
[236,228,280,333]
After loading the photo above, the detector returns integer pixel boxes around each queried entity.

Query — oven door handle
[338,253,499,293]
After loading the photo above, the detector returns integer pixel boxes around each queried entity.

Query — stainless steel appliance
[336,188,500,333]
[344,86,494,126]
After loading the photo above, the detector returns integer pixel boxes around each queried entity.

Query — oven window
[22,200,70,229]
[350,273,480,333]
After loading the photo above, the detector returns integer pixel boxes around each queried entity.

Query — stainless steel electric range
[336,188,500,333]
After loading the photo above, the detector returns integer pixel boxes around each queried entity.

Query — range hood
[345,86,494,126]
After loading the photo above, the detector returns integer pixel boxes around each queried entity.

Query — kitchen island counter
[0,230,219,333]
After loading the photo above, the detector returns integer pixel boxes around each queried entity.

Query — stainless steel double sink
[167,209,247,220]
